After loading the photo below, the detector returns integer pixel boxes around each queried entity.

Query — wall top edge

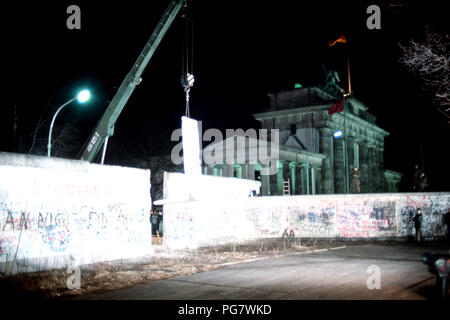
[0,152,150,175]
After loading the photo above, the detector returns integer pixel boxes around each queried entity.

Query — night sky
[2,0,449,191]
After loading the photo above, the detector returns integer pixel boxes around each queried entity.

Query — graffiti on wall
[163,193,449,249]
[293,205,335,236]
[163,204,194,244]
[333,200,396,238]
[399,195,448,237]
[245,199,398,239]
[0,201,150,257]
[0,162,151,266]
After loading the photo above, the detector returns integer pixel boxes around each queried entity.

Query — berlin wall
[0,152,152,275]
[163,183,450,249]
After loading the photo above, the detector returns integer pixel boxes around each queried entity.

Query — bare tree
[27,117,83,158]
[398,30,449,123]
[27,85,63,155]
[148,155,183,203]
[49,121,84,158]
[28,113,48,155]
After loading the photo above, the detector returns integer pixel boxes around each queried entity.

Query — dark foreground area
[74,240,450,300]
[1,240,449,301]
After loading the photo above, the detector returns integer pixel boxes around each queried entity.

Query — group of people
[150,209,163,237]
[413,208,450,243]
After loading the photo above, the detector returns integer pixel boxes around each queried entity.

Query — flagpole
[343,95,349,194]
[347,55,352,95]
[328,34,350,194]
[345,52,351,194]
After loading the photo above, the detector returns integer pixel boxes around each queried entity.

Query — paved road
[74,242,450,300]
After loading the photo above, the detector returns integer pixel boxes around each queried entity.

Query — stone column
[367,145,376,193]
[359,143,369,193]
[304,163,311,195]
[376,147,385,192]
[241,164,247,179]
[247,164,255,180]
[226,164,234,177]
[353,138,361,170]
[289,162,297,195]
[333,138,346,194]
[374,146,380,192]
[319,128,334,194]
[347,136,355,170]
[207,165,214,176]
[371,146,379,192]
[277,160,283,195]
[261,164,271,196]
[345,136,355,194]
[269,171,277,196]
[311,166,316,195]
[299,165,305,194]
[316,166,323,194]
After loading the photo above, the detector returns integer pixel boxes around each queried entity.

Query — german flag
[329,35,347,47]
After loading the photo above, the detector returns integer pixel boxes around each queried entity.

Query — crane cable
[181,0,194,118]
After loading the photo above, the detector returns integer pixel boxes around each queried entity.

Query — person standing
[157,211,164,237]
[150,210,159,236]
[443,208,450,243]
[413,208,423,242]
[149,210,153,234]
[352,167,361,193]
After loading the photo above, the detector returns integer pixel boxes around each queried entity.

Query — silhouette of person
[352,167,361,193]
[413,208,423,242]
[443,208,450,243]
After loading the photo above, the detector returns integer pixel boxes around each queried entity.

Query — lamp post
[47,89,90,157]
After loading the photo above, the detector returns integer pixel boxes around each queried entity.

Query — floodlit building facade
[202,86,402,195]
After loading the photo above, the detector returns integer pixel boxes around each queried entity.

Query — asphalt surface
[72,242,450,300]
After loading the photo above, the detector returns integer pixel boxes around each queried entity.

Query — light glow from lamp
[76,89,91,103]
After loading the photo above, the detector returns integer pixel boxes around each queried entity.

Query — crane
[80,0,184,163]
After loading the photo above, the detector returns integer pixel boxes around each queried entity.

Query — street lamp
[47,89,91,157]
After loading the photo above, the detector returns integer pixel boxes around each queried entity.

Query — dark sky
[1,0,449,190]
